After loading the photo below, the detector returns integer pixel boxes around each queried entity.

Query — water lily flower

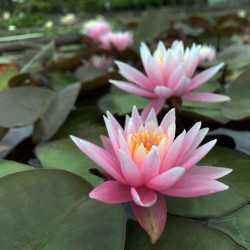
[100,31,133,52]
[88,55,114,71]
[198,44,216,65]
[83,19,111,42]
[61,13,76,26]
[70,107,231,243]
[110,41,230,121]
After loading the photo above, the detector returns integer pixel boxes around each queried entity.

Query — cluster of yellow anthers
[131,130,167,157]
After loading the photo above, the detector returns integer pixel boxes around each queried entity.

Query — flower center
[131,130,166,157]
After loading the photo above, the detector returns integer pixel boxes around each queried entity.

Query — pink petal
[185,45,200,78]
[175,122,201,162]
[110,80,156,98]
[180,139,217,170]
[115,61,152,89]
[146,56,164,86]
[185,127,209,156]
[101,135,116,156]
[147,167,185,190]
[89,180,131,204]
[131,106,143,131]
[161,130,186,172]
[140,146,161,183]
[132,193,167,244]
[160,108,175,131]
[184,166,232,180]
[70,136,126,184]
[173,76,191,97]
[107,111,125,137]
[154,86,172,99]
[167,62,186,90]
[131,186,157,207]
[165,123,176,146]
[134,143,147,167]
[189,63,224,91]
[145,108,158,125]
[118,129,131,156]
[119,150,143,187]
[141,98,165,122]
[182,92,230,103]
[162,178,229,197]
[157,138,167,161]
[104,116,119,159]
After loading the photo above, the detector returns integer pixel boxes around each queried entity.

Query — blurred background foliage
[0,0,238,13]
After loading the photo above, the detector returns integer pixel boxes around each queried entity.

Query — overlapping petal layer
[71,107,231,243]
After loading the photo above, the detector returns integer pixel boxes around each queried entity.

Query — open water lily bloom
[83,19,111,42]
[110,41,230,120]
[198,44,216,65]
[70,107,231,243]
[100,31,133,52]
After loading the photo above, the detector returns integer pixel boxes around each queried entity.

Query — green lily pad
[0,160,33,178]
[135,10,169,42]
[167,146,250,218]
[32,83,81,142]
[221,68,250,120]
[98,87,149,115]
[125,217,244,249]
[0,87,55,128]
[49,72,78,91]
[51,107,104,141]
[36,139,104,187]
[0,169,125,250]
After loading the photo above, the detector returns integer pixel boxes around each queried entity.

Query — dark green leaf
[36,139,104,186]
[0,160,33,178]
[221,68,250,120]
[135,10,169,42]
[32,83,81,142]
[98,86,149,115]
[209,205,250,250]
[0,87,55,128]
[167,146,250,218]
[0,169,125,250]
[125,217,244,250]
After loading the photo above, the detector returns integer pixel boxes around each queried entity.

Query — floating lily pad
[98,87,149,115]
[0,87,55,128]
[167,146,250,218]
[221,68,250,120]
[32,83,81,142]
[0,169,125,250]
[36,139,104,187]
[209,204,250,250]
[0,160,33,178]
[125,217,244,249]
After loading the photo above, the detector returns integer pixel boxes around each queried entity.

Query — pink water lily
[83,19,111,42]
[100,31,133,52]
[198,44,216,65]
[70,107,231,243]
[110,41,230,120]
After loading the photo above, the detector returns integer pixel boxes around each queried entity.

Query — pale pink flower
[88,55,114,71]
[198,44,216,65]
[110,41,230,121]
[61,13,76,26]
[100,31,133,52]
[83,19,111,42]
[70,107,231,243]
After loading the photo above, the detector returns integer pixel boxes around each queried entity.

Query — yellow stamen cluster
[131,130,166,157]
